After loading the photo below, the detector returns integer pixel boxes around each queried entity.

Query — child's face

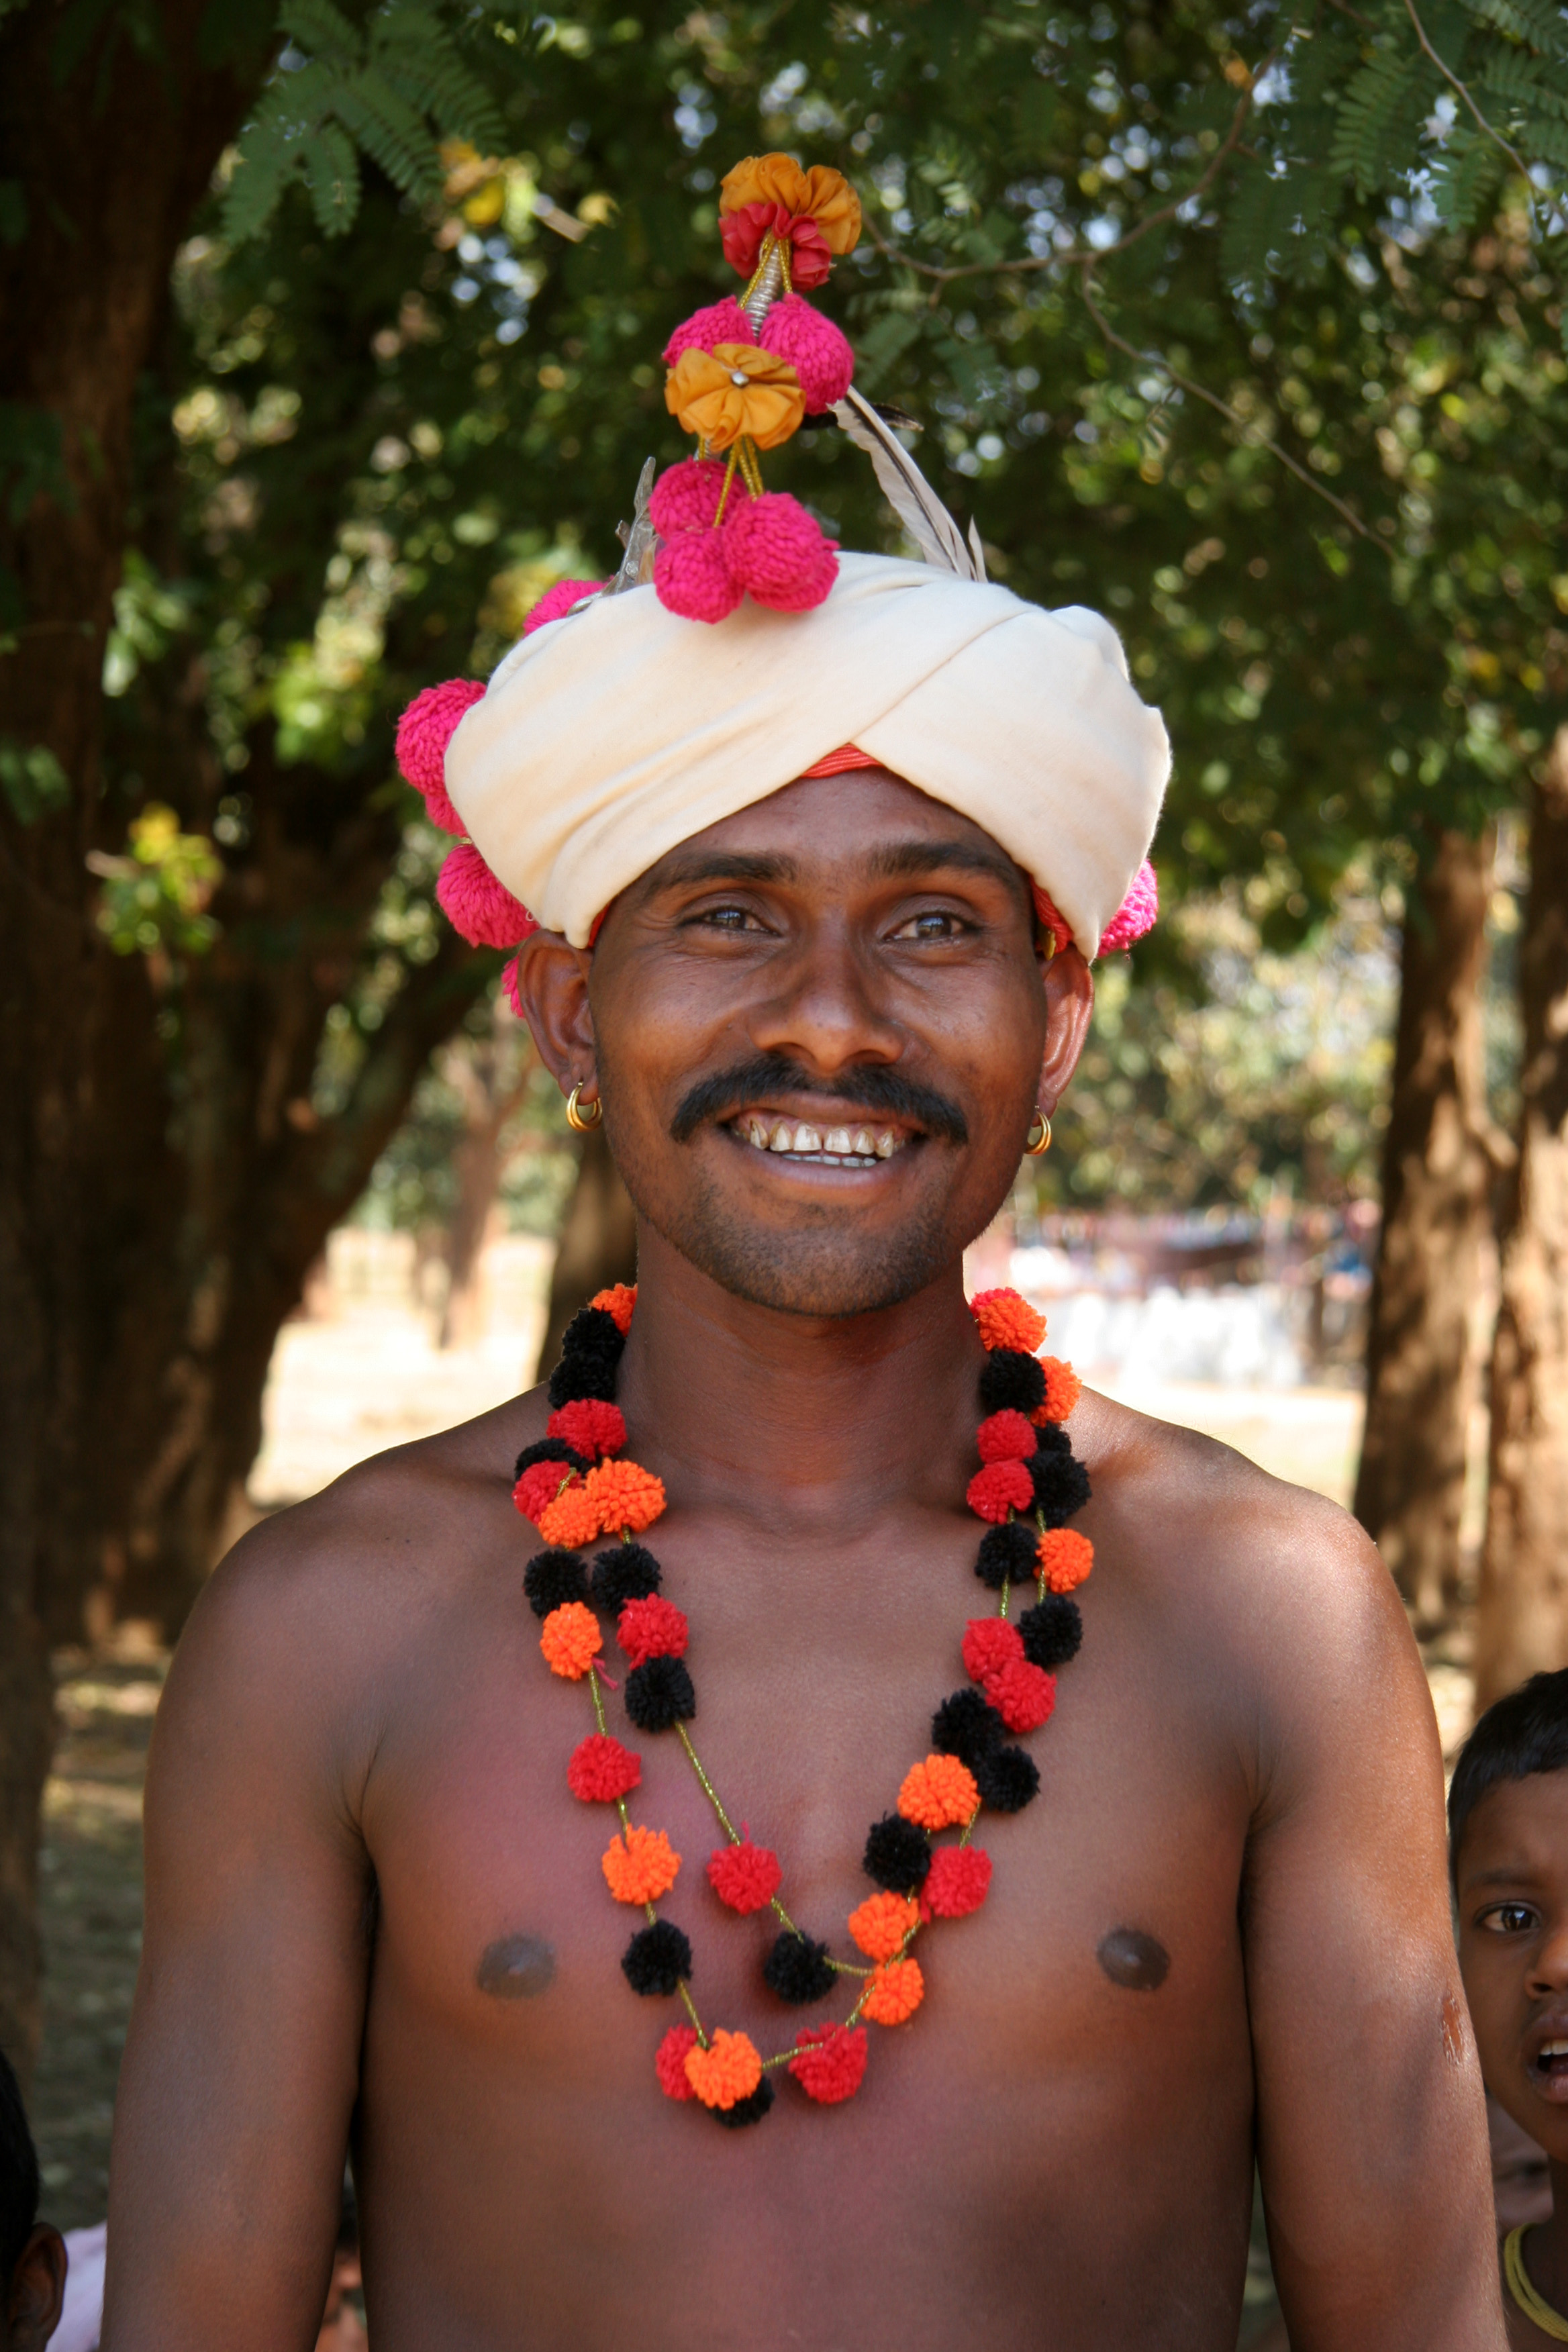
[1457,1769,1568,2162]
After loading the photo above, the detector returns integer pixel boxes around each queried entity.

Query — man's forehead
[634,767,1026,895]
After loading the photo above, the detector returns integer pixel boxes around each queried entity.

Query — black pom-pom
[546,1350,620,1408]
[975,1520,1038,1591]
[762,1930,838,2006]
[591,1542,662,1611]
[513,1436,589,1483]
[973,1745,1040,1814]
[863,1813,932,1893]
[1032,1420,1071,1461]
[1020,1595,1083,1670]
[712,2077,775,2128]
[560,1304,624,1360]
[1030,1449,1092,1527]
[624,1655,696,1732]
[621,1920,693,1996]
[522,1549,589,1620]
[932,1687,1006,1766]
[979,1349,1046,1416]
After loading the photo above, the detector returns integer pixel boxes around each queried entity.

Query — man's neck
[613,1223,989,1535]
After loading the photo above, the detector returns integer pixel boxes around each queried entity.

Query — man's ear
[1038,946,1093,1116]
[5,2222,66,2349]
[508,931,597,1101]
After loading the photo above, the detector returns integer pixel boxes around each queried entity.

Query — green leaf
[0,739,70,824]
[302,119,360,234]
[0,402,74,525]
[277,0,362,66]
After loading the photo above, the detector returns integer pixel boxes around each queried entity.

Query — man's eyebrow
[650,850,800,889]
[867,836,1025,889]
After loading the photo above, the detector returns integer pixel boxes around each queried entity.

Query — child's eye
[1480,1902,1540,1934]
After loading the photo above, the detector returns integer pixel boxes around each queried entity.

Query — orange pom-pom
[847,1890,919,1961]
[587,1458,667,1536]
[538,1484,603,1550]
[539,1602,601,1680]
[591,1283,637,1335]
[601,1822,681,1904]
[1037,1526,1094,1594]
[861,1957,924,2026]
[897,1753,980,1832]
[684,2028,763,2110]
[969,1288,1046,1355]
[1032,1356,1082,1424]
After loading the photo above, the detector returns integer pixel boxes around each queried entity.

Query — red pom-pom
[654,530,742,624]
[649,457,729,538]
[976,1410,1038,1464]
[961,1617,1024,1684]
[965,1460,1034,1523]
[522,578,605,636]
[513,1460,575,1525]
[656,2023,700,2100]
[920,1845,992,1921]
[617,1594,689,1667]
[436,842,538,949]
[395,677,485,832]
[547,1400,626,1461]
[566,1733,642,1803]
[706,1837,783,1914]
[757,292,854,409]
[984,1657,1057,1734]
[663,297,755,366]
[723,491,838,612]
[789,2023,869,2104]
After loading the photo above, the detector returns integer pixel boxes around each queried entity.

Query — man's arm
[103,1500,382,2352]
[1239,1498,1504,2349]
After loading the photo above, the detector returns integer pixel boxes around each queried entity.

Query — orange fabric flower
[591,1283,636,1334]
[1038,1526,1094,1594]
[1033,1355,1083,1424]
[539,1602,601,1681]
[897,1754,980,1832]
[848,1891,919,1962]
[665,343,805,452]
[719,154,861,253]
[861,1957,924,2026]
[969,1287,1047,1355]
[684,2027,763,2110]
[586,1457,666,1535]
[537,1481,602,1550]
[601,1823,681,1904]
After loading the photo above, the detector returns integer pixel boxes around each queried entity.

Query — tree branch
[1402,0,1534,183]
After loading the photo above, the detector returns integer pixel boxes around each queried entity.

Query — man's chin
[644,1202,957,1321]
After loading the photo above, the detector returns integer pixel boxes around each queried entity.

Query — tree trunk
[1475,734,1568,1706]
[532,1128,639,1382]
[1353,828,1493,1630]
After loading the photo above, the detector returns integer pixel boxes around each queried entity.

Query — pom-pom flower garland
[523,1282,1089,2122]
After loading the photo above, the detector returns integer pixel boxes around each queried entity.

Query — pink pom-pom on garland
[523,578,605,635]
[1098,859,1160,952]
[395,677,485,834]
[648,458,728,538]
[663,297,755,366]
[723,492,838,612]
[501,954,526,1020]
[654,529,742,624]
[436,840,538,950]
[756,293,854,411]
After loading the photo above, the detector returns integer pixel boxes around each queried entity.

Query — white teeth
[874,1130,899,1158]
[793,1124,824,1153]
[851,1127,875,1157]
[1543,2041,1568,2057]
[824,1126,853,1155]
[768,1120,794,1151]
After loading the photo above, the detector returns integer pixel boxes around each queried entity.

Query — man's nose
[746,922,903,1074]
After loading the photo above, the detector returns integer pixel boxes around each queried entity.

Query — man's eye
[891,910,967,942]
[693,905,764,932]
[1481,1902,1540,1934]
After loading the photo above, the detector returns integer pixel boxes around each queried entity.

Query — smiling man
[107,167,1504,2350]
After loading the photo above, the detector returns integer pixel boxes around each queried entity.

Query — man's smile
[724,1104,917,1168]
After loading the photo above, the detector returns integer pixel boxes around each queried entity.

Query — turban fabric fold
[444,552,1170,959]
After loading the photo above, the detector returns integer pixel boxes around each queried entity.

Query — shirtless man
[104,156,1504,2351]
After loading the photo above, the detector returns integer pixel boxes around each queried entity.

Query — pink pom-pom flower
[723,491,837,612]
[654,529,742,624]
[648,457,728,538]
[757,293,854,411]
[662,297,755,366]
[395,677,485,834]
[1099,860,1160,952]
[436,840,538,949]
[522,578,605,636]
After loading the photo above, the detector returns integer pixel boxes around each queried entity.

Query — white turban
[443,550,1169,957]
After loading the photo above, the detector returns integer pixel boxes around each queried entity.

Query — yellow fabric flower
[665,344,805,453]
[719,154,862,254]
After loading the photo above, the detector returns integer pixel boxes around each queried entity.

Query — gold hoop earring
[565,1082,603,1133]
[1024,1110,1052,1157]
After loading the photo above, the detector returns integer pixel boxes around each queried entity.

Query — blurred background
[3,1,1567,2341]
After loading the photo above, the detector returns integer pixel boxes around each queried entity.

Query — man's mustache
[669,1055,969,1147]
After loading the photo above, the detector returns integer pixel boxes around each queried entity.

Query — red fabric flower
[965,1461,1034,1523]
[513,1459,575,1526]
[976,1410,1038,1463]
[707,1837,783,1914]
[789,2023,869,2104]
[920,1846,992,1921]
[617,1595,689,1667]
[720,200,837,289]
[547,1399,626,1461]
[565,1734,642,1803]
[656,2023,699,2101]
[985,1657,1057,1734]
[961,1617,1024,1685]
